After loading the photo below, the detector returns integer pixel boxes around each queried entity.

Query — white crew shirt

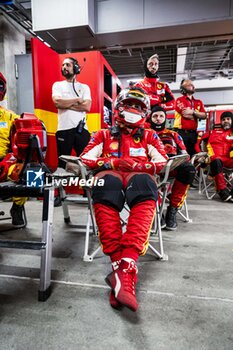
[52,80,92,131]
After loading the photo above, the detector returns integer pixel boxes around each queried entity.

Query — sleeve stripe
[81,142,103,161]
[147,144,167,164]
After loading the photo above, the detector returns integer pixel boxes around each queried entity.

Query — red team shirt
[174,95,206,130]
[135,77,175,111]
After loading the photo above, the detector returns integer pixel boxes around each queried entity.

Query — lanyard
[187,96,195,110]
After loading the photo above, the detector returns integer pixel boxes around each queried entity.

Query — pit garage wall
[31,38,120,170]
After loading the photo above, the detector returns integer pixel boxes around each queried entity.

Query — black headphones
[110,126,121,137]
[68,57,81,75]
[180,79,187,95]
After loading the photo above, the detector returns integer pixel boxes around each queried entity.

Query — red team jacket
[135,77,175,111]
[80,128,168,175]
[174,95,206,130]
[156,128,188,157]
[207,128,233,161]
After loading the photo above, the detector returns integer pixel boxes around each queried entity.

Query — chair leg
[38,187,54,301]
[87,190,97,236]
[201,171,216,200]
[148,201,168,260]
[83,212,101,262]
[177,199,192,223]
[59,186,70,223]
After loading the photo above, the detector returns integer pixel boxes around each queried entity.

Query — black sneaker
[218,188,232,202]
[190,183,198,190]
[160,213,166,229]
[165,206,178,231]
[10,203,26,228]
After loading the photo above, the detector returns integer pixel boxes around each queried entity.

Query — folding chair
[223,167,233,190]
[200,166,233,200]
[155,153,193,228]
[59,154,189,262]
[191,151,209,195]
[159,151,207,225]
[55,156,99,262]
[191,152,233,200]
[190,135,216,199]
[198,162,216,200]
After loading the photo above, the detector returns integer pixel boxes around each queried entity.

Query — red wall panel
[31,38,61,113]
[31,38,122,172]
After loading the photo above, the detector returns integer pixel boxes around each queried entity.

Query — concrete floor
[0,190,233,350]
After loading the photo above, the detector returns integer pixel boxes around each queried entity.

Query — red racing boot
[108,260,122,309]
[109,290,121,309]
[105,259,138,312]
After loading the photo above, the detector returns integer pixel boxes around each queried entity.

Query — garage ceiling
[1,0,233,83]
[101,40,233,82]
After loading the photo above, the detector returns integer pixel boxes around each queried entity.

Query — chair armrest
[59,155,92,182]
[159,154,189,185]
[191,152,209,165]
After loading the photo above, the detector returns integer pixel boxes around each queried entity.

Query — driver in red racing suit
[80,88,168,312]
[148,106,195,230]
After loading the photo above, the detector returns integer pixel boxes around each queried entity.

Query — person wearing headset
[80,87,168,312]
[52,57,92,170]
[174,79,207,158]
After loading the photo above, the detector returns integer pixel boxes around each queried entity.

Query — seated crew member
[135,54,175,111]
[206,111,233,202]
[0,72,26,227]
[174,79,207,158]
[80,88,168,312]
[148,106,196,230]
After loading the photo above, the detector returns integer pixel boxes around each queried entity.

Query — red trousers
[213,158,233,191]
[93,171,157,262]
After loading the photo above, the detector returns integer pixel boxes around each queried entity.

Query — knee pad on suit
[92,174,125,211]
[125,174,158,208]
[210,158,223,176]
[176,162,196,185]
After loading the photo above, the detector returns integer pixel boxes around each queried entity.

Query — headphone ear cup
[180,86,186,95]
[180,79,186,95]
[73,62,80,75]
[110,126,120,137]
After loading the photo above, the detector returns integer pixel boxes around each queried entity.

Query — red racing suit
[156,128,187,157]
[207,128,233,191]
[135,77,175,111]
[156,128,195,208]
[80,128,168,262]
